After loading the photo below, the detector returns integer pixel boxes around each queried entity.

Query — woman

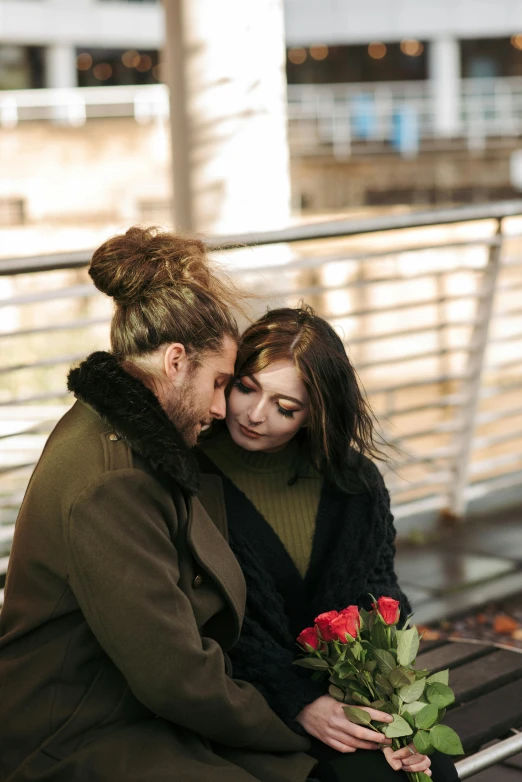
[199,305,458,782]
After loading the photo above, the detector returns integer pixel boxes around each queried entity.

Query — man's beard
[162,375,208,448]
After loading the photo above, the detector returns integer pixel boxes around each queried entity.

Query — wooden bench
[416,638,522,777]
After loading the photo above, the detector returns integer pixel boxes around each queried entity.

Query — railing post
[447,219,504,518]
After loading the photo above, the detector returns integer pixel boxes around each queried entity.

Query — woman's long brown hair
[235,305,388,490]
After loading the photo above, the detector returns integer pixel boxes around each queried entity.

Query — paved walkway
[395,504,522,626]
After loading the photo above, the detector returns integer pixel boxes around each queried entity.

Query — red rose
[340,605,361,629]
[375,596,400,625]
[314,610,340,642]
[297,626,320,651]
[329,607,360,642]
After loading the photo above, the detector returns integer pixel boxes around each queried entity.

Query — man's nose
[209,388,226,420]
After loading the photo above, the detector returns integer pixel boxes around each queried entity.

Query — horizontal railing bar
[329,292,488,322]
[0,284,96,309]
[488,329,522,345]
[472,428,522,451]
[488,356,522,371]
[356,346,467,371]
[0,316,111,340]
[348,320,474,347]
[455,730,522,779]
[470,451,522,475]
[480,377,522,398]
[0,526,15,543]
[0,355,85,375]
[475,403,522,426]
[228,241,498,280]
[2,201,522,276]
[0,391,70,407]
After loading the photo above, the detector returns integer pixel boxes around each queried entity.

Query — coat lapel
[189,474,246,642]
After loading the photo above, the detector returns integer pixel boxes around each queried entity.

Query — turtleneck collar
[204,428,302,474]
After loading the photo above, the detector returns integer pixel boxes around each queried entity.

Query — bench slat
[444,677,522,753]
[416,641,494,673]
[450,650,522,703]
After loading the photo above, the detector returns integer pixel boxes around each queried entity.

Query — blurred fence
[3,79,522,153]
[2,201,522,602]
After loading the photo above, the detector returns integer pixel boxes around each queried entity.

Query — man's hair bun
[89,226,208,306]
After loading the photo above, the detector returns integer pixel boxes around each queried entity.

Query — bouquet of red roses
[295,597,463,782]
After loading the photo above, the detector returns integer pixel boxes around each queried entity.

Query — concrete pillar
[45,44,77,89]
[428,37,461,138]
[162,0,291,235]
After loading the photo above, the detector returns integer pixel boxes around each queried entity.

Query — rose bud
[314,610,340,642]
[329,611,359,643]
[340,605,361,631]
[297,626,321,651]
[374,596,400,625]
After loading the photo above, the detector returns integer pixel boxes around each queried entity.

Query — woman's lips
[238,423,264,438]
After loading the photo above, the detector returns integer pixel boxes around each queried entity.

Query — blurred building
[2,0,522,224]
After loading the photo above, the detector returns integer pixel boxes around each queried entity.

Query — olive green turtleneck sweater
[200,429,323,577]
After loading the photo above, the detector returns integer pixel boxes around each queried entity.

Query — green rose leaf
[352,691,372,707]
[384,714,413,738]
[426,683,455,709]
[403,701,427,716]
[391,693,401,710]
[359,608,371,629]
[427,669,449,686]
[371,622,389,650]
[397,627,420,667]
[402,711,415,729]
[343,705,373,726]
[293,658,330,670]
[400,678,426,703]
[389,667,414,689]
[375,672,394,695]
[430,724,464,756]
[328,684,345,702]
[371,699,387,709]
[415,703,439,730]
[377,701,396,715]
[363,659,378,672]
[373,648,396,676]
[413,730,434,755]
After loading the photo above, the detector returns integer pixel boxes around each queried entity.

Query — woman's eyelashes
[234,379,253,395]
[234,380,297,419]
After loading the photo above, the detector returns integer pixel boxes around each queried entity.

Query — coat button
[192,574,204,588]
[108,433,120,441]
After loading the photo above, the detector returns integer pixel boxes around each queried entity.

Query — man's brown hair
[89,226,240,360]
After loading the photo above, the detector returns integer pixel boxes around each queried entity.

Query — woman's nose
[248,403,266,423]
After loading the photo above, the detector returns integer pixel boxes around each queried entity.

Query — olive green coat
[0,352,314,782]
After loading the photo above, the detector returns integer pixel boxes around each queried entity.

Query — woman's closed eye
[278,406,295,419]
[234,379,253,394]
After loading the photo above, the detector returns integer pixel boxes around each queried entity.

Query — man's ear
[164,343,189,386]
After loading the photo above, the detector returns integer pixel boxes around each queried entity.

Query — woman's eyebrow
[245,375,305,407]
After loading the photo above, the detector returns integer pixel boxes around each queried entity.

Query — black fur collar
[67,351,199,496]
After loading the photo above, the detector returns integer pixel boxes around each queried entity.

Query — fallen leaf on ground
[493,615,519,635]
[422,629,441,641]
[476,614,488,625]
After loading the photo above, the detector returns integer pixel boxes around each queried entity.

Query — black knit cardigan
[197,451,411,733]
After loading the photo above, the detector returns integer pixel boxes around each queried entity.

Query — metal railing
[3,78,522,153]
[2,202,522,592]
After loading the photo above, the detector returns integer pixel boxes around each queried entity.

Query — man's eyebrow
[245,375,305,407]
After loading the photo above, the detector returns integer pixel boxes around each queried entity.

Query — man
[0,227,315,782]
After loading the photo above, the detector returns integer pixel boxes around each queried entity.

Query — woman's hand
[296,695,393,754]
[383,744,433,776]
